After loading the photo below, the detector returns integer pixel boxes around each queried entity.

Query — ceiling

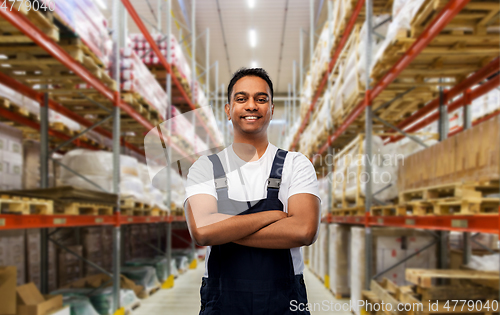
[107,0,327,145]
[122,0,326,96]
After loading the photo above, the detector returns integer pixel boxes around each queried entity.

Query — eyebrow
[233,92,269,99]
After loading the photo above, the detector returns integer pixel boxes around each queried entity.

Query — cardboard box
[0,266,17,315]
[16,283,62,315]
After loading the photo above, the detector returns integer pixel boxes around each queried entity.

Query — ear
[271,103,274,118]
[225,103,231,120]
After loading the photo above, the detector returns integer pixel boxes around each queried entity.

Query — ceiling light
[248,0,255,8]
[249,29,257,48]
[251,61,258,68]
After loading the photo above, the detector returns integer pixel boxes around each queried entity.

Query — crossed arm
[185,193,321,249]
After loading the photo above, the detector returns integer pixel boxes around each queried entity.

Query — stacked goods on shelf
[56,229,83,288]
[138,163,168,212]
[331,135,397,213]
[351,227,438,315]
[298,90,334,158]
[298,0,369,122]
[44,0,113,67]
[397,116,499,215]
[0,230,25,285]
[448,88,500,134]
[82,227,113,277]
[0,85,106,150]
[328,131,440,214]
[121,47,169,119]
[25,229,58,292]
[318,223,329,283]
[0,124,23,191]
[59,149,146,203]
[328,224,350,298]
[362,269,499,315]
[317,177,331,218]
[370,0,500,118]
[129,33,192,95]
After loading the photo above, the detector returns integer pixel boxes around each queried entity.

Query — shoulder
[284,151,314,169]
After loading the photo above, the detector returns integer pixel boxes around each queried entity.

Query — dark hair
[227,68,274,104]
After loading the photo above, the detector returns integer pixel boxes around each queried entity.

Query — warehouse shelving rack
[0,0,219,312]
[292,0,500,294]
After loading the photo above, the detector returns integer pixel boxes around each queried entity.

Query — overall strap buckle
[267,178,281,189]
[214,177,228,189]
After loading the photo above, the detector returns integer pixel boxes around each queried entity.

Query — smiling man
[184,68,321,314]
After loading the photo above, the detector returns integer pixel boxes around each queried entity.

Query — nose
[245,97,259,111]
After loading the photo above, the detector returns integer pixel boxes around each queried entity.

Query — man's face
[225,76,273,137]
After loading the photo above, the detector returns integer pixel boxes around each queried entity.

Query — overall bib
[199,149,310,315]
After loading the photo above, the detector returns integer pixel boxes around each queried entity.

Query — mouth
[241,115,262,121]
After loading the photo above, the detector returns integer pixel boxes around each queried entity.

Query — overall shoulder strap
[267,149,288,199]
[207,154,228,200]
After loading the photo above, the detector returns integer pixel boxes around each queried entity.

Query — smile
[242,116,261,121]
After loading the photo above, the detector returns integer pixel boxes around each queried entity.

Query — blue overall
[199,149,310,315]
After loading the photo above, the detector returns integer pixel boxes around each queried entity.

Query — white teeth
[244,116,258,120]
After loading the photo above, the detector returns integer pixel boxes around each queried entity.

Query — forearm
[233,216,317,249]
[193,211,285,246]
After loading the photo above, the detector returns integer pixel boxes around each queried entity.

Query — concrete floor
[133,261,351,315]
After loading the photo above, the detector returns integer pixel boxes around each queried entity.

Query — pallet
[0,3,59,42]
[331,206,365,216]
[364,276,500,315]
[59,202,114,215]
[121,198,144,210]
[406,269,499,289]
[399,182,500,215]
[370,205,402,216]
[0,195,53,215]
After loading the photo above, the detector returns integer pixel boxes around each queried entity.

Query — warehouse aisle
[133,262,205,315]
[134,261,349,314]
[303,267,351,315]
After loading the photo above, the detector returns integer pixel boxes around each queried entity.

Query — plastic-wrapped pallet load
[121,48,169,117]
[138,163,167,211]
[328,224,350,298]
[125,256,169,283]
[350,227,437,315]
[120,266,160,294]
[59,149,145,201]
[0,123,23,191]
[62,295,99,315]
[42,0,112,67]
[129,33,192,89]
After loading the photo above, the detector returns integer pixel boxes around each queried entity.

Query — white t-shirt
[184,143,320,277]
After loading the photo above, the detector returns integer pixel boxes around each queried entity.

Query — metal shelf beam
[0,214,186,230]
[327,215,499,234]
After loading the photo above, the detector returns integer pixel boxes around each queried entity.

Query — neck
[232,132,269,159]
